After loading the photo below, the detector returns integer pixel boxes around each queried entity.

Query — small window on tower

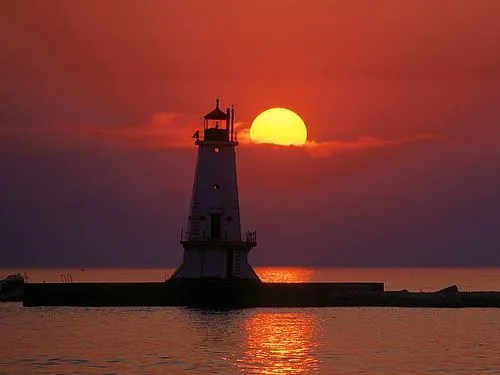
[214,147,220,153]
[213,183,221,190]
[199,215,206,221]
[226,216,233,223]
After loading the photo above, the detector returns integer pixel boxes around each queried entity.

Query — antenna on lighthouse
[231,105,235,142]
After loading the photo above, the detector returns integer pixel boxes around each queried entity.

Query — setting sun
[250,108,307,146]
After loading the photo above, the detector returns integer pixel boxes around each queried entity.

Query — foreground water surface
[1,267,500,374]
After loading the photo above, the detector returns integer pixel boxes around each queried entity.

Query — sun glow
[250,108,307,146]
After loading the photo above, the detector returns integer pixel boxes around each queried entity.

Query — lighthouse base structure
[172,240,259,280]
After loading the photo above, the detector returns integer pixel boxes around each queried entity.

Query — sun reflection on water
[255,267,315,283]
[239,312,319,374]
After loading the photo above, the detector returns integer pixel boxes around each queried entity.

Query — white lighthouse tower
[171,99,259,280]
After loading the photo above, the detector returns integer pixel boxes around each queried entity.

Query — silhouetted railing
[244,230,257,245]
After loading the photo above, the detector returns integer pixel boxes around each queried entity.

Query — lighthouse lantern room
[171,99,259,280]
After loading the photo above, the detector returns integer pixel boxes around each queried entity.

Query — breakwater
[22,280,500,308]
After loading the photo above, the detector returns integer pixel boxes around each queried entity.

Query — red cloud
[303,134,451,157]
[86,116,451,155]
[86,113,202,149]
[234,123,450,156]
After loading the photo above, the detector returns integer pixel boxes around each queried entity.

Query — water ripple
[1,303,500,374]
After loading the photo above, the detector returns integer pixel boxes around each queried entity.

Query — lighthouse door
[210,213,222,238]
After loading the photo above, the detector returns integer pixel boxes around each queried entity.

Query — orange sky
[1,1,500,267]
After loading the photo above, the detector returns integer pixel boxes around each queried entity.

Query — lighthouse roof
[204,99,229,120]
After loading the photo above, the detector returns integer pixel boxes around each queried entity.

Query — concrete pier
[22,280,500,308]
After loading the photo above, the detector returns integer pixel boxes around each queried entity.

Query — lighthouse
[171,99,259,280]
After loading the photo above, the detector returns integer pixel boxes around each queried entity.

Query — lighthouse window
[213,183,221,190]
[214,147,220,153]
[199,215,206,221]
[226,216,233,223]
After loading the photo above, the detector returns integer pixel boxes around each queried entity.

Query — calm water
[1,267,500,374]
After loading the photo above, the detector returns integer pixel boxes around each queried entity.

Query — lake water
[1,267,500,374]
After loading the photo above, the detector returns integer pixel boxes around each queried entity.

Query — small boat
[0,273,25,302]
